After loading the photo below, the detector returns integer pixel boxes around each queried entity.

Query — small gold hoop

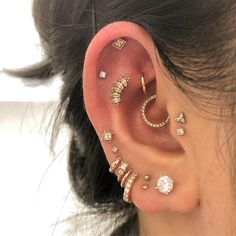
[141,75,146,94]
[140,95,169,128]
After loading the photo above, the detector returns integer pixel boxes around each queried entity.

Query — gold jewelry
[117,161,129,182]
[142,175,151,190]
[112,39,127,50]
[141,75,146,94]
[121,169,133,188]
[109,157,121,173]
[112,146,119,154]
[101,130,114,142]
[177,128,185,136]
[123,173,138,203]
[141,95,170,128]
[111,77,129,107]
[142,185,149,190]
[175,112,186,124]
[155,175,174,194]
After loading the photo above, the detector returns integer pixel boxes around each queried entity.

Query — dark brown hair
[9,0,236,235]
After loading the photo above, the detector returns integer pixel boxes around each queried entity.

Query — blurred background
[0,1,77,235]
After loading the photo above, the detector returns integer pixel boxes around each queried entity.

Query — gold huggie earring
[141,95,170,128]
[141,75,146,94]
[111,76,129,107]
[123,173,138,203]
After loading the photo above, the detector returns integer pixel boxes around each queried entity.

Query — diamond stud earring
[112,38,127,50]
[155,175,174,194]
[141,95,170,128]
[99,70,107,79]
[101,130,114,142]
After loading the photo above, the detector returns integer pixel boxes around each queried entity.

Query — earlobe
[83,21,200,214]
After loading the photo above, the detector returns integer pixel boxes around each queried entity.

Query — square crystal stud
[112,39,127,50]
[177,128,185,136]
[112,146,118,153]
[101,131,114,142]
[99,70,107,79]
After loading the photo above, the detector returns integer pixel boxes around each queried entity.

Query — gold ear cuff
[141,95,170,128]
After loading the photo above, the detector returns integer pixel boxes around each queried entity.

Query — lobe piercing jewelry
[123,173,138,203]
[99,70,107,79]
[117,161,129,182]
[142,185,149,190]
[111,77,130,107]
[155,175,174,194]
[142,175,151,190]
[121,169,133,188]
[101,130,114,142]
[144,175,151,181]
[175,112,186,124]
[177,128,185,136]
[141,75,146,94]
[141,95,170,128]
[112,39,127,50]
[109,157,121,173]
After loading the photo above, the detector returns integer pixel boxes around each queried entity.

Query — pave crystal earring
[141,95,170,128]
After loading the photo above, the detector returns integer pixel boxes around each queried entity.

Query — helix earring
[155,175,174,194]
[112,38,127,50]
[175,112,186,136]
[141,95,170,128]
[141,75,146,94]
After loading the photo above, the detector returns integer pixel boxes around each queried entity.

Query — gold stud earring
[112,38,127,50]
[111,76,130,107]
[141,95,170,128]
[177,128,185,136]
[123,173,138,203]
[112,146,119,154]
[155,175,174,194]
[141,75,146,94]
[142,175,151,190]
[175,112,186,124]
[101,130,114,142]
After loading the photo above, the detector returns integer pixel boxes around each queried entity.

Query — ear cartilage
[177,128,185,136]
[99,70,107,79]
[112,38,127,50]
[123,173,138,203]
[112,146,119,154]
[141,95,170,128]
[155,175,174,194]
[111,77,130,107]
[101,130,114,142]
[109,157,122,173]
[117,161,129,182]
[175,112,186,124]
[120,169,133,188]
[141,75,147,94]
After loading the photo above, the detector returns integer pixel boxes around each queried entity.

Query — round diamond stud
[155,175,174,194]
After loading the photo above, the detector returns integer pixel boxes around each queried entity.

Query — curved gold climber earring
[140,95,170,128]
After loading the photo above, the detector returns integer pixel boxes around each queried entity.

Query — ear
[83,21,199,213]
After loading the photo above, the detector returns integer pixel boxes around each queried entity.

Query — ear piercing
[175,112,186,136]
[155,175,174,194]
[141,75,146,94]
[109,157,121,173]
[99,70,107,79]
[141,95,170,128]
[101,130,114,142]
[112,38,127,50]
[111,76,130,107]
[112,146,119,154]
[123,173,138,203]
[142,175,151,190]
[117,161,129,181]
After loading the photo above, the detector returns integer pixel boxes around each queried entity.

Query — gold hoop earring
[140,95,169,128]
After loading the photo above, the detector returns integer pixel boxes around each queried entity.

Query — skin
[83,21,235,235]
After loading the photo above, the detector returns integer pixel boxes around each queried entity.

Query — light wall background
[0,1,78,235]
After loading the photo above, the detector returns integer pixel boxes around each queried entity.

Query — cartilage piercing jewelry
[175,112,186,124]
[99,70,107,79]
[112,38,127,50]
[117,161,129,182]
[101,130,114,142]
[109,157,122,173]
[112,146,119,154]
[155,175,174,194]
[111,76,130,107]
[141,75,146,94]
[177,128,185,136]
[141,95,170,128]
[123,173,138,203]
[121,169,133,188]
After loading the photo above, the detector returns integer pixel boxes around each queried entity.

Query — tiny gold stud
[144,175,151,181]
[112,146,119,153]
[101,130,114,142]
[175,112,186,124]
[177,128,185,136]
[142,185,149,190]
